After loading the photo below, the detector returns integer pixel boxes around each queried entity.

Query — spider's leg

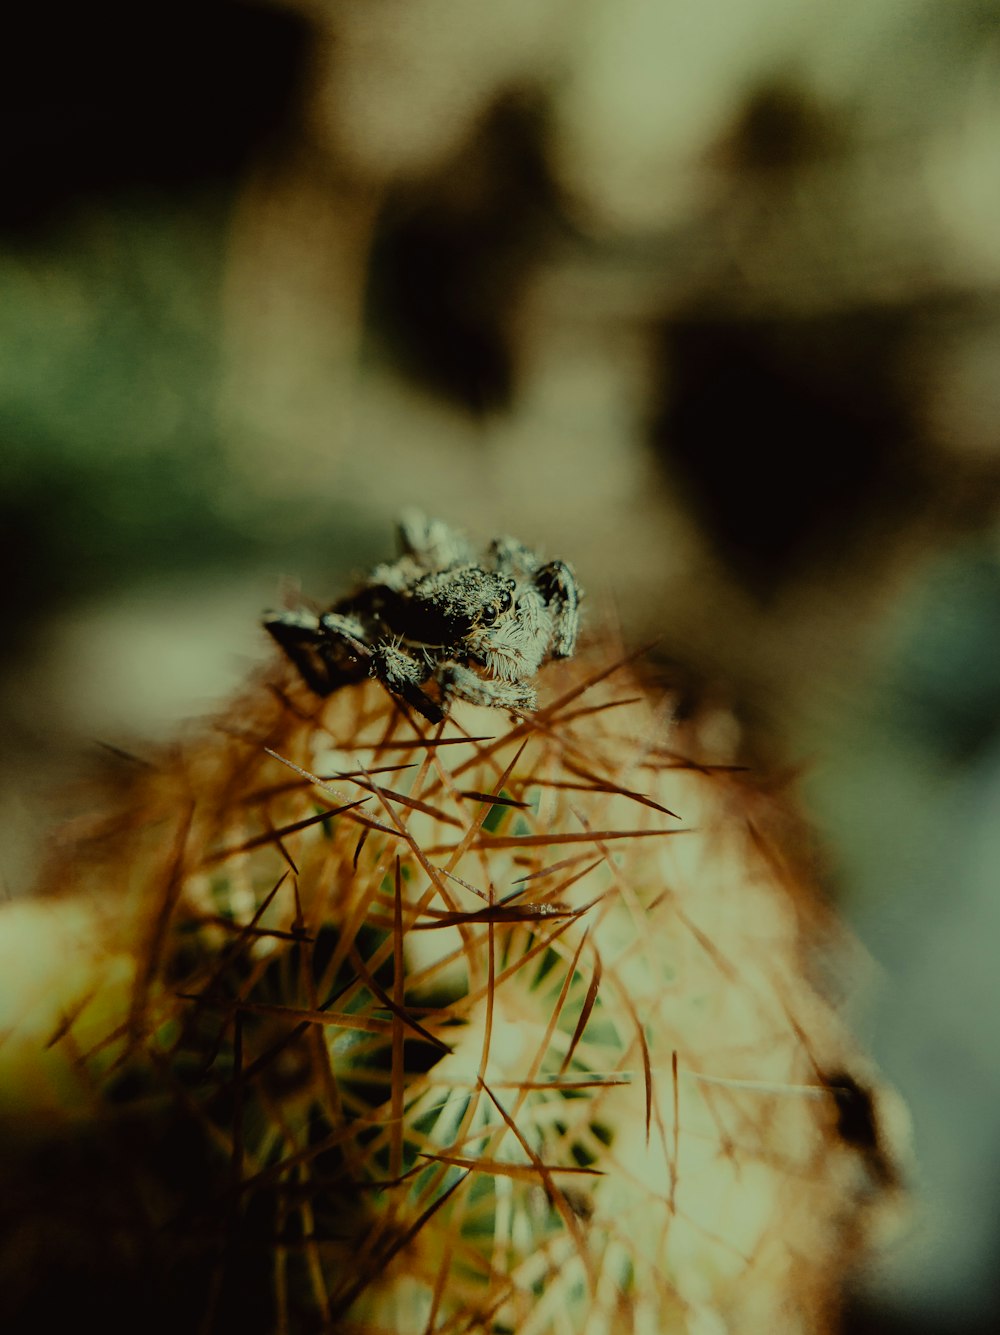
[370,642,444,724]
[264,609,370,696]
[396,510,473,570]
[438,661,537,713]
[487,536,539,579]
[533,560,580,658]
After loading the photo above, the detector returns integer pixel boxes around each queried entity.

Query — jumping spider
[264,512,581,724]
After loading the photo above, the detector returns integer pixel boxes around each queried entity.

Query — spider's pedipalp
[371,641,442,723]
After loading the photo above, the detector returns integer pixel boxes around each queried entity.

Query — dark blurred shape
[718,78,841,175]
[825,1069,900,1190]
[844,1277,1000,1335]
[0,2,309,234]
[649,308,920,595]
[365,92,559,415]
[841,1294,990,1335]
[0,1110,302,1335]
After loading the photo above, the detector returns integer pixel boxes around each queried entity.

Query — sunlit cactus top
[4,586,902,1334]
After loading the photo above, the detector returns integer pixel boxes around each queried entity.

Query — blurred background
[3,2,1000,1328]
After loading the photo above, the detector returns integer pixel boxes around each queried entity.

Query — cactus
[0,633,898,1333]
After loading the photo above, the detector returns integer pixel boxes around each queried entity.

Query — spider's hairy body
[264,512,581,723]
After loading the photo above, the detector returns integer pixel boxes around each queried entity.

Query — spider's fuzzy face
[461,582,555,684]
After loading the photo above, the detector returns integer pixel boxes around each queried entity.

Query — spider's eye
[481,605,498,626]
[498,589,513,613]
